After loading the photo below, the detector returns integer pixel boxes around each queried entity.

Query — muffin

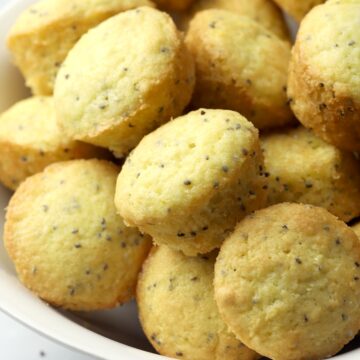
[4,160,151,311]
[287,0,360,151]
[137,246,259,360]
[215,203,360,360]
[115,108,267,256]
[0,96,106,190]
[7,0,154,95]
[261,126,360,222]
[55,7,195,157]
[185,9,293,130]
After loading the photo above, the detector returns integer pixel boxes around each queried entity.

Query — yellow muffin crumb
[137,246,259,360]
[7,0,154,95]
[0,96,106,190]
[55,7,195,157]
[4,160,151,311]
[115,109,267,256]
[215,203,360,360]
[186,9,293,130]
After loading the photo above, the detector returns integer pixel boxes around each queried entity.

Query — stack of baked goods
[1,0,360,359]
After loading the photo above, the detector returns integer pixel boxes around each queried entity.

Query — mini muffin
[287,1,360,151]
[215,203,360,360]
[137,246,259,360]
[4,160,151,311]
[153,0,194,11]
[0,96,106,191]
[183,0,289,40]
[55,7,194,157]
[7,0,154,95]
[261,126,360,222]
[272,0,324,21]
[115,109,267,256]
[185,10,293,130]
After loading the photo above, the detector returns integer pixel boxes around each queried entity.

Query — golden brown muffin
[182,0,289,40]
[273,0,325,21]
[55,7,195,157]
[215,203,360,360]
[0,96,106,190]
[115,109,267,256]
[185,9,293,130]
[4,160,151,311]
[137,246,259,360]
[287,0,360,151]
[7,0,154,95]
[261,126,360,222]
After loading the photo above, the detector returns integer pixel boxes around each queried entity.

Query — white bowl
[0,1,359,359]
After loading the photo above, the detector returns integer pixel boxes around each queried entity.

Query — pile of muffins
[1,0,360,359]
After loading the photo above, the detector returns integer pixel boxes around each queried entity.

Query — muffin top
[215,203,360,360]
[55,6,194,155]
[4,159,151,310]
[116,108,261,223]
[295,1,360,99]
[0,97,69,150]
[185,9,292,129]
[261,126,360,221]
[137,246,259,360]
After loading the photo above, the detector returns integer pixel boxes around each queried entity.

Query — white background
[0,0,95,358]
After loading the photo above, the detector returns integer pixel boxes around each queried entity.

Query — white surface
[0,1,359,360]
[0,311,93,360]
